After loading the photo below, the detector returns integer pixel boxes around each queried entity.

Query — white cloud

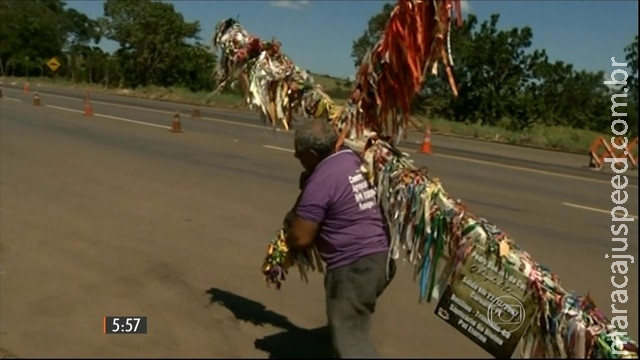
[269,0,311,10]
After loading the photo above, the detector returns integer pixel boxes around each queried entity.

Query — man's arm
[287,216,320,250]
[286,170,330,250]
[283,170,310,230]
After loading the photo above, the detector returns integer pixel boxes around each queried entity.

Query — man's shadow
[206,287,333,359]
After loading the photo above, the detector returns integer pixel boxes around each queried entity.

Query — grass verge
[423,118,627,156]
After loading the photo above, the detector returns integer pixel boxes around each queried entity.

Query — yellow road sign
[46,57,61,72]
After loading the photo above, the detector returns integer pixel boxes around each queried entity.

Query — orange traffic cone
[33,92,41,106]
[192,107,201,118]
[84,92,93,116]
[23,83,30,94]
[171,112,183,133]
[419,123,432,154]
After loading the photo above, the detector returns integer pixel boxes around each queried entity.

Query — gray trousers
[324,252,396,358]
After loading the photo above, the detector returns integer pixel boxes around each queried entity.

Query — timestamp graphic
[103,316,147,334]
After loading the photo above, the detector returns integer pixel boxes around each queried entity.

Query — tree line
[0,0,216,91]
[1,0,637,136]
[352,4,638,135]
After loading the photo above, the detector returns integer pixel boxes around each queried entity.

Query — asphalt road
[1,86,638,358]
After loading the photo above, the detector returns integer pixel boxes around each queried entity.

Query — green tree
[172,43,217,92]
[450,14,547,128]
[101,0,202,88]
[0,0,71,77]
[412,13,547,130]
[65,8,102,82]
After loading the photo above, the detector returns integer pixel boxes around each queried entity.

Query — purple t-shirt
[296,148,390,270]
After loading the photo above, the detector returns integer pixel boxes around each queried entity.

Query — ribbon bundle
[262,228,324,290]
[211,18,328,131]
[330,0,463,148]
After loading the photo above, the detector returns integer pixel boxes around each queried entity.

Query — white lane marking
[13,89,268,130]
[263,144,638,188]
[98,113,171,130]
[27,86,635,187]
[263,145,294,153]
[562,202,638,219]
[426,152,638,188]
[40,90,270,129]
[89,100,271,130]
[46,105,83,114]
[204,116,266,129]
[12,88,247,114]
[46,105,171,130]
[1,97,21,102]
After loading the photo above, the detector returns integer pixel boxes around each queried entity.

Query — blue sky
[67,0,638,79]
